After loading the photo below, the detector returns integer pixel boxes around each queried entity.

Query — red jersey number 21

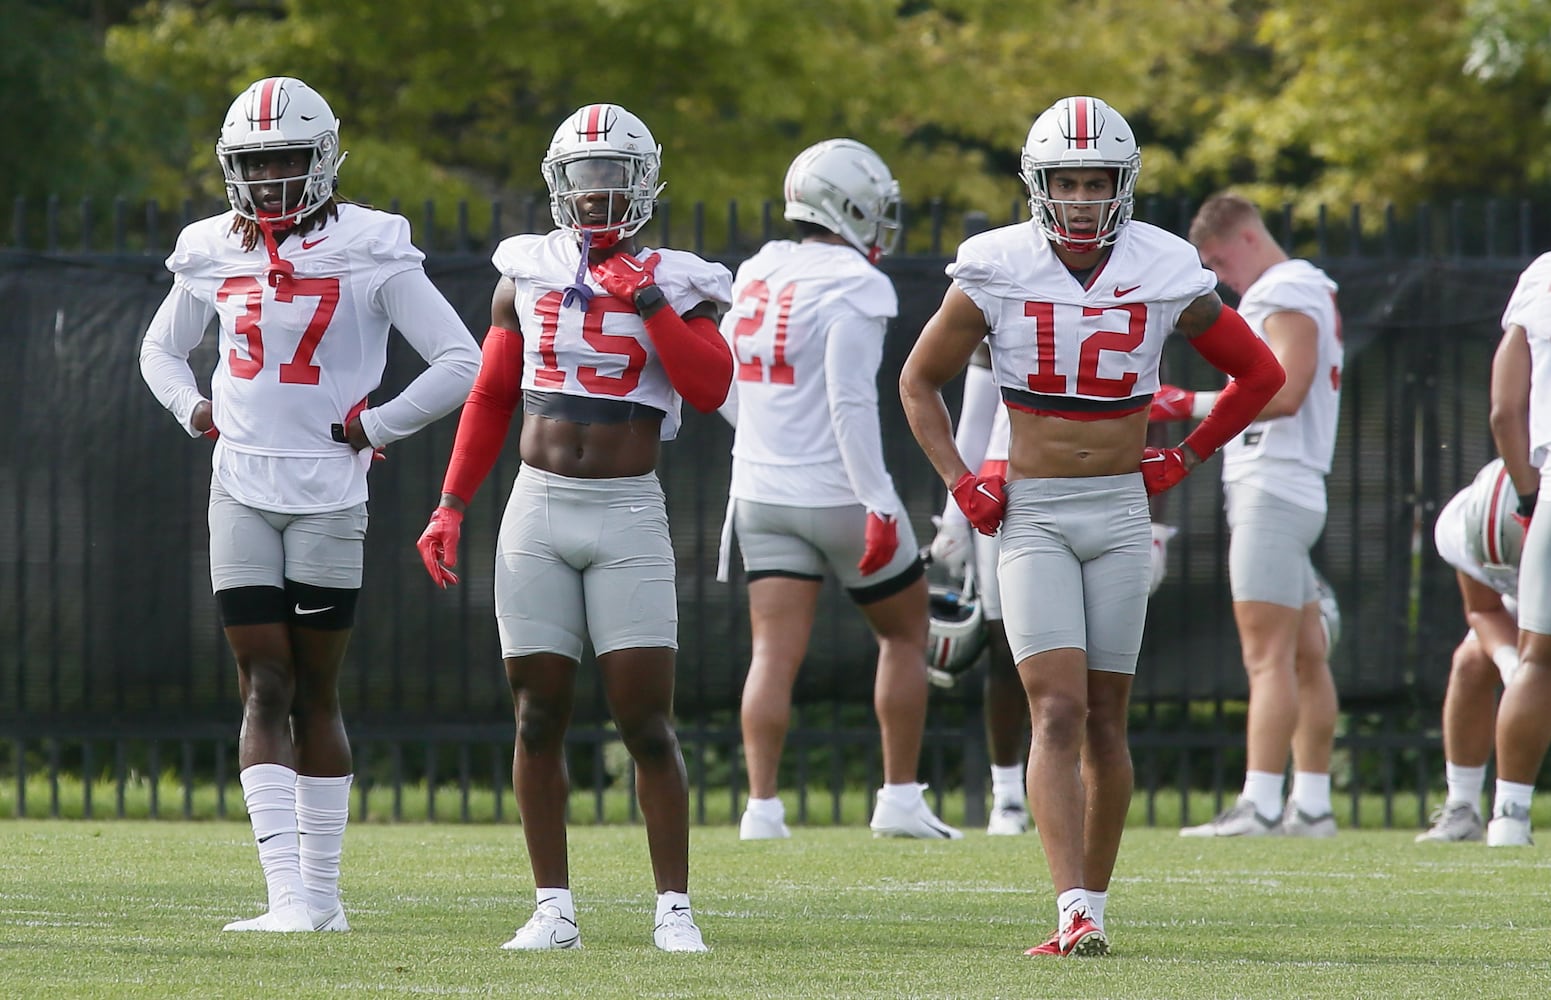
[732,280,797,385]
[1023,301,1145,398]
[216,275,341,385]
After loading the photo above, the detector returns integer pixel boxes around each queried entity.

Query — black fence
[1,196,1543,826]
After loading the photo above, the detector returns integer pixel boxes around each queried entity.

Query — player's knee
[1029,692,1085,744]
[516,702,567,754]
[618,713,679,765]
[240,658,295,720]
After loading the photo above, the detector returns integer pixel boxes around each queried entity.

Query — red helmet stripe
[1486,465,1509,563]
[582,104,605,141]
[257,78,279,131]
[1072,96,1092,149]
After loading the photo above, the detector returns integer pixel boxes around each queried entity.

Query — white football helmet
[542,103,664,248]
[216,77,343,226]
[1019,96,1140,252]
[926,582,988,689]
[1463,458,1526,570]
[1314,569,1341,651]
[783,139,901,262]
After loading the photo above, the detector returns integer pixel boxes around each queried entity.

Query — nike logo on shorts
[294,604,334,615]
[629,504,650,513]
[1128,505,1148,515]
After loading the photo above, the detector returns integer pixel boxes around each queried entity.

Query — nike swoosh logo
[619,257,645,272]
[1128,505,1148,515]
[629,505,650,513]
[294,604,334,615]
[550,930,580,946]
[1115,284,1141,297]
[302,237,328,249]
[974,484,999,502]
[1140,455,1165,464]
[669,905,690,913]
[256,832,285,844]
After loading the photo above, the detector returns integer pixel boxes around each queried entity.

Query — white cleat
[1486,803,1534,847]
[1281,807,1338,839]
[309,901,350,931]
[1415,800,1485,843]
[986,802,1030,836]
[501,902,581,950]
[1179,797,1282,838]
[653,907,709,953]
[738,809,791,840]
[222,893,314,932]
[869,786,963,840]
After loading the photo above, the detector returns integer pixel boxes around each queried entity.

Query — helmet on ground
[542,103,664,248]
[783,139,901,262]
[217,77,343,226]
[926,583,988,688]
[1462,458,1525,571]
[1314,569,1341,651]
[1019,96,1140,252]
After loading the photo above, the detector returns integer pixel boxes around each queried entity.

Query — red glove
[951,472,1007,536]
[590,251,662,304]
[858,512,900,575]
[416,506,464,588]
[203,426,220,441]
[334,397,385,461]
[1140,446,1190,496]
[1149,384,1196,422]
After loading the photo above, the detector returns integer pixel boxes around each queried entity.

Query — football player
[414,103,733,952]
[718,139,960,842]
[1417,458,1525,842]
[1160,193,1346,840]
[900,96,1285,957]
[1487,284,1546,847]
[139,77,480,932]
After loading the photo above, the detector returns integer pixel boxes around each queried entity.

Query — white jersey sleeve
[949,222,1215,411]
[359,268,479,447]
[1503,253,1551,466]
[140,280,218,436]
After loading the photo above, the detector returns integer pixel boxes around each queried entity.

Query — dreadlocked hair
[227,197,347,252]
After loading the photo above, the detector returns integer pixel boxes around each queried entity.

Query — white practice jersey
[1502,252,1551,468]
[949,221,1216,412]
[140,204,480,513]
[721,241,903,512]
[1435,486,1518,609]
[493,230,732,441]
[1221,259,1343,511]
[985,405,1011,464]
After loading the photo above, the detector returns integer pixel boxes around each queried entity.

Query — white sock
[1056,888,1089,929]
[879,782,925,804]
[1493,780,1534,817]
[990,765,1025,808]
[656,890,692,924]
[537,887,575,921]
[1289,771,1331,817]
[1087,890,1108,932]
[745,796,784,819]
[296,773,352,912]
[239,763,306,911]
[1444,763,1486,810]
[1241,770,1285,820]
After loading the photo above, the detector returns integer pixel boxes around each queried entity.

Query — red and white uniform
[140,204,480,512]
[1504,253,1551,469]
[721,240,903,514]
[494,230,732,438]
[1221,259,1342,512]
[949,221,1217,410]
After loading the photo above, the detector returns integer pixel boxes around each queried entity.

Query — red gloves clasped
[1140,447,1190,496]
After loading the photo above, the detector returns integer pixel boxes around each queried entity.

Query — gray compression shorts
[997,473,1152,674]
[495,464,677,661]
[733,498,923,601]
[1224,482,1325,608]
[207,477,367,591]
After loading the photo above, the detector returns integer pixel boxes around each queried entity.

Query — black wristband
[331,422,349,444]
[1519,491,1538,518]
[634,284,666,314]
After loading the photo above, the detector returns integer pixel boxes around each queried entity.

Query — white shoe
[309,900,350,931]
[1179,797,1282,838]
[501,902,582,950]
[653,907,709,953]
[869,786,963,839]
[739,808,791,840]
[222,892,314,932]
[1415,800,1484,843]
[1281,807,1337,839]
[986,802,1029,836]
[1487,804,1534,847]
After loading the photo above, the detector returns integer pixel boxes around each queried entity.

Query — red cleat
[1060,913,1109,957]
[1024,929,1063,956]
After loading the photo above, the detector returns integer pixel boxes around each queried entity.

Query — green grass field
[3,820,1549,999]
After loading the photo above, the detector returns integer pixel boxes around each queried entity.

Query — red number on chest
[1022,301,1146,398]
[531,291,647,396]
[216,275,342,383]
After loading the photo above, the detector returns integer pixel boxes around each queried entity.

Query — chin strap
[561,230,594,311]
[256,220,295,287]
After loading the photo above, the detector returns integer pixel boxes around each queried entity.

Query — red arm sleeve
[640,309,734,413]
[441,325,523,504]
[1181,306,1287,461]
